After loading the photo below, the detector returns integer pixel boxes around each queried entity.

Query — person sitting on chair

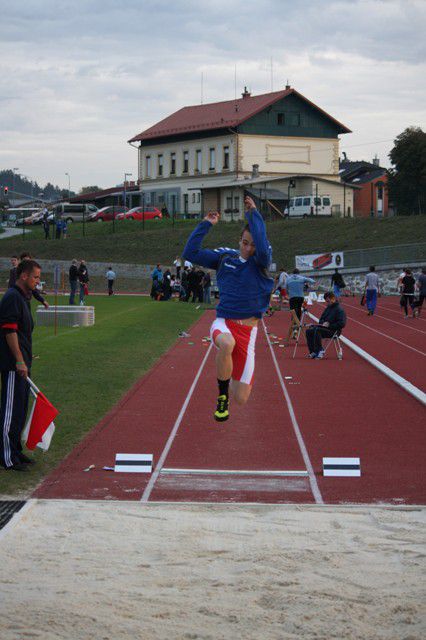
[306,291,346,359]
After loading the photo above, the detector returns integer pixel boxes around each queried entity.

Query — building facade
[128,86,355,219]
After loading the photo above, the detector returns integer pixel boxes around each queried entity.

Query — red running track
[34,307,426,505]
[310,295,425,391]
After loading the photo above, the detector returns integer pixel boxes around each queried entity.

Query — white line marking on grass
[262,321,324,505]
[141,343,213,502]
[308,312,426,406]
[342,301,426,335]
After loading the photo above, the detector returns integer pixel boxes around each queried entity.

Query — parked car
[284,196,332,218]
[51,203,98,223]
[116,206,163,221]
[87,206,129,222]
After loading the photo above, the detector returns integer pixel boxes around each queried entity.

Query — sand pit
[0,501,425,639]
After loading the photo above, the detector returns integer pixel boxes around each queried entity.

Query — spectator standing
[8,256,19,288]
[186,267,199,302]
[55,217,62,239]
[42,210,50,239]
[306,291,346,359]
[69,259,79,305]
[364,266,380,316]
[78,260,89,305]
[15,253,49,310]
[161,204,170,218]
[0,259,42,470]
[184,259,193,269]
[180,267,189,301]
[163,269,172,300]
[413,267,426,317]
[106,266,116,296]
[203,270,212,304]
[173,256,182,279]
[62,219,68,239]
[275,267,289,309]
[150,264,163,299]
[331,269,346,298]
[400,268,416,318]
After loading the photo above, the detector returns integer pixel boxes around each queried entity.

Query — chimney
[251,164,259,178]
[372,155,380,167]
[285,80,291,90]
[242,86,251,99]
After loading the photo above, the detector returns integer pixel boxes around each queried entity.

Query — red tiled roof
[128,88,351,143]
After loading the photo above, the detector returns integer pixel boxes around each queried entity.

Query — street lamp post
[12,168,19,203]
[65,173,71,200]
[123,172,132,211]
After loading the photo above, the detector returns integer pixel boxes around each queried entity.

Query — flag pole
[27,376,40,395]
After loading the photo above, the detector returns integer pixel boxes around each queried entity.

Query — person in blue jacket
[183,196,274,422]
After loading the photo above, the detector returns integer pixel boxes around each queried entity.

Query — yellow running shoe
[214,394,229,422]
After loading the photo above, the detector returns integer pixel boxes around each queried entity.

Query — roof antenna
[234,63,237,100]
[201,71,204,104]
[285,78,291,90]
[270,57,273,92]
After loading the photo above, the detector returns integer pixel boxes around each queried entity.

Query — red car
[88,206,129,222]
[116,206,162,221]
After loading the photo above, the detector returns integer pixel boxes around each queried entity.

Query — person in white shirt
[275,268,289,309]
[106,267,116,296]
[184,259,193,269]
[364,265,380,315]
[173,256,182,279]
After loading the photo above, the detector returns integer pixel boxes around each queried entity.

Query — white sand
[0,501,425,640]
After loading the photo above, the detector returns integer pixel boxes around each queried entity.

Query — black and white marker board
[322,457,361,477]
[115,453,153,473]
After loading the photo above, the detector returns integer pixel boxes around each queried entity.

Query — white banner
[295,252,344,272]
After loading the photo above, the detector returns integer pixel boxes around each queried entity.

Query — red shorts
[210,318,258,385]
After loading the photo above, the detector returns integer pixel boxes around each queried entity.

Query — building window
[234,196,240,211]
[197,193,201,203]
[209,147,215,171]
[196,149,202,173]
[157,154,163,177]
[146,156,151,177]
[183,151,189,173]
[170,152,176,175]
[223,146,229,170]
[226,196,232,211]
[192,192,196,204]
[277,112,300,126]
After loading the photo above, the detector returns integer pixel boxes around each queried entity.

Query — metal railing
[343,243,426,268]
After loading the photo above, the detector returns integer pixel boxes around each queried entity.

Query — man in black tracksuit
[0,260,41,471]
[306,291,346,359]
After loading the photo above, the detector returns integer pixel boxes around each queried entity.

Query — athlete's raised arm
[244,196,272,269]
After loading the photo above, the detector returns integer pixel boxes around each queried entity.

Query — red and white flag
[22,378,59,451]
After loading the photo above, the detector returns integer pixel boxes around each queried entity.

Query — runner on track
[183,195,274,422]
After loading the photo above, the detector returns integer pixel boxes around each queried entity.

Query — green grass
[0,295,205,497]
[1,216,425,271]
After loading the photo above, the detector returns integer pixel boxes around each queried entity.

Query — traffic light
[3,186,8,195]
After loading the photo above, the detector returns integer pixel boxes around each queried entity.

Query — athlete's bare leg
[230,380,252,405]
[215,333,235,380]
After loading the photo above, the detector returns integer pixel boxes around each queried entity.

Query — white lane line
[140,342,213,502]
[313,303,425,356]
[262,320,324,505]
[341,314,425,356]
[308,312,426,406]
[372,301,426,323]
[342,301,426,335]
[161,468,309,476]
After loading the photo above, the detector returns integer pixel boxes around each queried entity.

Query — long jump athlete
[183,196,274,422]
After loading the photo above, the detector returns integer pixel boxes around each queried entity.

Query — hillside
[1,216,425,269]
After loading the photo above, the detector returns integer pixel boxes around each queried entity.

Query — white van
[284,195,332,218]
[52,203,98,223]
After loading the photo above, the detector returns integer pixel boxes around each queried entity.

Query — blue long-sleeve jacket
[183,208,274,319]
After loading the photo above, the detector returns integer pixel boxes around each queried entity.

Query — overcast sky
[0,0,425,191]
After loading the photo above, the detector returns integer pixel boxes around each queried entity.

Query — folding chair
[322,331,343,360]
